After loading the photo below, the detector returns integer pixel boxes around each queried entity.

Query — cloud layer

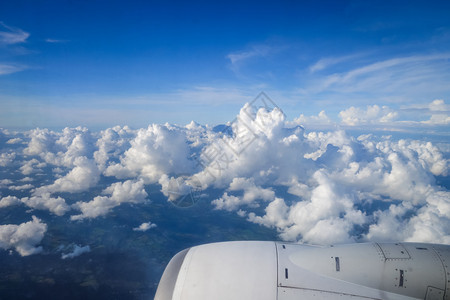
[0,100,449,255]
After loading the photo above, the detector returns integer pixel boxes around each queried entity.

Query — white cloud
[288,111,333,129]
[0,64,27,75]
[302,53,450,107]
[6,138,23,144]
[0,216,47,256]
[105,124,194,183]
[20,158,46,175]
[34,156,100,194]
[339,105,398,126]
[227,45,273,71]
[212,177,275,211]
[248,197,290,229]
[0,179,13,188]
[0,22,30,76]
[199,103,449,244]
[365,191,450,244]
[309,53,364,73]
[21,193,70,216]
[0,100,449,245]
[421,100,450,125]
[71,179,148,220]
[0,22,29,45]
[331,54,450,91]
[61,244,90,259]
[133,222,157,232]
[0,196,21,208]
[94,126,134,171]
[422,114,450,125]
[159,174,194,202]
[20,177,34,182]
[276,170,365,244]
[428,99,450,112]
[24,127,96,167]
[0,152,15,167]
[45,38,68,43]
[286,99,450,130]
[24,128,56,156]
[8,184,34,191]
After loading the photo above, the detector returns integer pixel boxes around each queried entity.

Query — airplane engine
[154,241,449,300]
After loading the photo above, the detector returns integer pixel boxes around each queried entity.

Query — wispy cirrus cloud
[309,53,367,73]
[45,38,69,43]
[0,22,30,75]
[0,63,27,75]
[307,53,450,95]
[227,45,271,64]
[0,22,29,45]
[226,44,283,76]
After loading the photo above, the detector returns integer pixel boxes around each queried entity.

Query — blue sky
[0,0,450,130]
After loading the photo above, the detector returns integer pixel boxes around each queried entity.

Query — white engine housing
[155,241,450,300]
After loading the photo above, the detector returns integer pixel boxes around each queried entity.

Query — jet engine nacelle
[155,241,450,300]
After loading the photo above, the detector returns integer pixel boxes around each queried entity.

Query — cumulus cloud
[0,100,449,245]
[20,177,34,182]
[0,196,21,208]
[0,179,13,188]
[421,100,450,125]
[104,124,194,183]
[71,179,148,220]
[94,126,134,171]
[20,158,46,175]
[21,193,70,216]
[133,222,157,232]
[339,105,398,126]
[183,102,449,244]
[294,99,450,130]
[0,193,69,216]
[0,152,15,167]
[6,138,23,144]
[428,99,450,112]
[290,111,332,128]
[34,156,100,195]
[8,184,34,191]
[61,244,90,259]
[24,127,96,167]
[212,177,275,211]
[0,216,47,256]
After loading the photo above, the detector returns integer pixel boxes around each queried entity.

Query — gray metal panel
[276,242,448,300]
[377,243,411,260]
[278,287,380,300]
[425,286,445,300]
[431,244,450,300]
[276,243,398,299]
